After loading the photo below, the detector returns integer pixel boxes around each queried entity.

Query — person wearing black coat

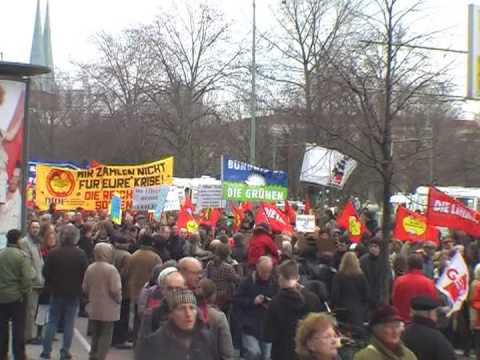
[166,234,185,260]
[359,237,392,309]
[231,233,247,264]
[40,225,88,360]
[402,296,456,360]
[331,252,369,333]
[233,256,277,360]
[264,260,321,360]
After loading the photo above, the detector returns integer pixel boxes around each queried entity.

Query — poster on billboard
[0,80,26,249]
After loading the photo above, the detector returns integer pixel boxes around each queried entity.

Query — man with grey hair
[40,224,88,360]
[18,220,44,343]
[234,256,277,360]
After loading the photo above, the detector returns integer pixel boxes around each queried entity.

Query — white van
[411,186,480,212]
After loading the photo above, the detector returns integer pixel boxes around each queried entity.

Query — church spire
[43,1,53,70]
[42,0,55,92]
[30,0,45,66]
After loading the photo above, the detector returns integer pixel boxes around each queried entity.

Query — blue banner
[222,156,288,202]
[110,194,122,225]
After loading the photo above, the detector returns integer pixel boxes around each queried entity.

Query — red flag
[336,201,367,243]
[231,204,245,233]
[304,194,312,215]
[199,208,222,228]
[426,187,480,237]
[177,206,198,233]
[255,203,293,234]
[240,201,253,212]
[393,207,439,244]
[182,195,195,213]
[89,160,102,168]
[284,200,297,225]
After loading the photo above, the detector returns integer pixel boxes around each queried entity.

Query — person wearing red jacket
[392,254,438,322]
[247,223,279,267]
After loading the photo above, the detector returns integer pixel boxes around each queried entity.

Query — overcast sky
[1,0,479,112]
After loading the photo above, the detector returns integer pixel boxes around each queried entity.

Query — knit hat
[369,305,402,328]
[157,267,179,286]
[166,289,197,311]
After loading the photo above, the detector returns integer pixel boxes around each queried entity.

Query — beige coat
[127,247,162,302]
[82,243,122,322]
[112,245,131,298]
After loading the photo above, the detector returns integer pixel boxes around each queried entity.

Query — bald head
[178,257,203,290]
[164,271,186,291]
[209,239,222,251]
[256,256,274,281]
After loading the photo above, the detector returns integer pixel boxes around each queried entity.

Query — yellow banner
[35,157,174,211]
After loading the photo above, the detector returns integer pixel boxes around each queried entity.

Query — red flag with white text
[436,252,469,316]
[426,187,480,237]
[255,203,293,234]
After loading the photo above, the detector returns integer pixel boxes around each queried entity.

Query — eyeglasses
[380,321,404,330]
[311,332,340,342]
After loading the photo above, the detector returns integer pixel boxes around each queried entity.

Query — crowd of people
[0,204,478,360]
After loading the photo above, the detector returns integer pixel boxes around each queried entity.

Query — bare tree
[142,2,245,176]
[318,0,455,301]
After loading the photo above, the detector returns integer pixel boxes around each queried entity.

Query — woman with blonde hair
[331,252,369,330]
[295,312,342,360]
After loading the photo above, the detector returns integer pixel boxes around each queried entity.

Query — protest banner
[436,251,469,316]
[197,184,224,209]
[222,155,288,202]
[336,201,368,243]
[163,189,181,212]
[393,206,439,244]
[295,215,316,233]
[35,157,174,211]
[133,185,171,211]
[427,186,480,236]
[109,193,122,225]
[154,185,170,221]
[300,145,357,189]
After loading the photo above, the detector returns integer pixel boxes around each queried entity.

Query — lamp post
[250,0,257,165]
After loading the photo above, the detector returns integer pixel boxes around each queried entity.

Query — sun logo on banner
[348,216,361,236]
[403,216,426,236]
[46,169,75,197]
[186,219,198,233]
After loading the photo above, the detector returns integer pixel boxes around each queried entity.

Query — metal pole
[250,0,256,165]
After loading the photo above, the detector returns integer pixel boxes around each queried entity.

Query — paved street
[26,317,134,360]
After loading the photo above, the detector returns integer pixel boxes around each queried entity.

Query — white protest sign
[133,186,166,211]
[197,184,224,209]
[163,188,181,212]
[296,215,316,233]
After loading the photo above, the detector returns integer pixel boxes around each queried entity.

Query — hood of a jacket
[277,287,307,312]
[94,242,113,263]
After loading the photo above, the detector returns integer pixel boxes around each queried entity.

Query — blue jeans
[242,333,271,360]
[40,296,79,359]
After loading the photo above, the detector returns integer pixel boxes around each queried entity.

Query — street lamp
[250,0,256,165]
